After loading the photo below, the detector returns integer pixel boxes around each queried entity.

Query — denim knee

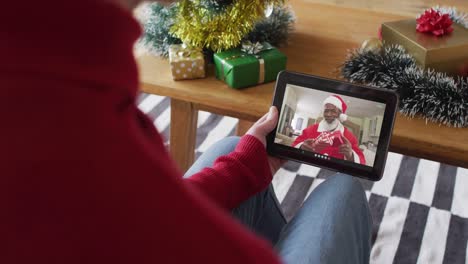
[302,173,370,218]
[329,174,365,195]
[276,173,372,264]
[184,136,241,178]
[327,174,368,206]
[328,173,372,223]
[212,136,240,152]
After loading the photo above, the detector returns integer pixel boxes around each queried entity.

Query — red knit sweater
[0,1,282,263]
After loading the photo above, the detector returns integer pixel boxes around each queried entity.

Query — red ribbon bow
[416,8,454,36]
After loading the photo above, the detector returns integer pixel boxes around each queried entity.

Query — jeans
[185,137,372,264]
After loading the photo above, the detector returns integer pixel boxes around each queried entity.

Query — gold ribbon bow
[241,41,265,55]
[172,44,203,61]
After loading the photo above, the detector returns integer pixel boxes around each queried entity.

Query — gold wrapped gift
[168,44,206,81]
[381,19,468,75]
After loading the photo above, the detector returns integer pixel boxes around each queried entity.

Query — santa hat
[323,95,348,122]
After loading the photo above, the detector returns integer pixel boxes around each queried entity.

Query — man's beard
[321,118,340,131]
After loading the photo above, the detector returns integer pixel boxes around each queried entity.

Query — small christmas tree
[142,0,295,57]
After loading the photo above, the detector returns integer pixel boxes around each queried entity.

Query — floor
[138,93,468,264]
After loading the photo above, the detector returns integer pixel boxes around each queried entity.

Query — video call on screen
[275,84,386,168]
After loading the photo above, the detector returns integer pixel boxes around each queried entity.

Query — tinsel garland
[141,3,294,57]
[245,6,296,47]
[427,6,468,28]
[141,3,181,57]
[170,0,284,52]
[342,45,468,128]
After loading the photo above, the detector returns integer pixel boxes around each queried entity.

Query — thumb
[246,106,279,146]
[342,135,351,145]
[261,106,279,133]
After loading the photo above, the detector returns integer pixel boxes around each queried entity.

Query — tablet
[266,71,398,181]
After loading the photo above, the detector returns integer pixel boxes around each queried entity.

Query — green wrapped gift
[214,41,287,89]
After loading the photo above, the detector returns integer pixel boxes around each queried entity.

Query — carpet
[138,93,468,264]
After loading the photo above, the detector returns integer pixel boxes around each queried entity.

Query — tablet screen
[274,84,386,168]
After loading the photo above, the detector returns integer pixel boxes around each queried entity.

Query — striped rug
[138,93,468,264]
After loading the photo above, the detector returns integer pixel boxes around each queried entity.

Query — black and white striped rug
[138,93,468,264]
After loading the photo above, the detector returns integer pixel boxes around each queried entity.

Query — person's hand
[246,106,285,175]
[246,106,278,146]
[339,136,354,160]
[300,139,315,152]
[301,139,328,153]
[311,140,329,152]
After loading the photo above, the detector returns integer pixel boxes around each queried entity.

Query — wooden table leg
[170,99,198,172]
[236,120,255,136]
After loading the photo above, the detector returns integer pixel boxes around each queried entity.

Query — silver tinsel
[342,45,468,128]
[141,3,182,58]
[426,6,468,29]
[245,6,296,47]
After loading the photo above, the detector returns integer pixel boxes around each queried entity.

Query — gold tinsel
[170,0,285,52]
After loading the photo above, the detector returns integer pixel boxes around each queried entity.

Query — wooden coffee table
[137,1,468,171]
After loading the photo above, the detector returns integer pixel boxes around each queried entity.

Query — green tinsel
[245,6,295,47]
[342,45,468,128]
[141,3,181,57]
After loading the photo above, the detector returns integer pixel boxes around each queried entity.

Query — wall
[292,112,316,131]
[284,87,298,112]
[300,0,468,17]
[347,116,363,127]
[361,116,384,144]
[279,86,298,134]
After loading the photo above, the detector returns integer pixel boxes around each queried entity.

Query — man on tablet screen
[292,95,366,165]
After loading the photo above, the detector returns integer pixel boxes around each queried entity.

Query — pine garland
[342,45,468,128]
[245,5,296,47]
[141,3,181,57]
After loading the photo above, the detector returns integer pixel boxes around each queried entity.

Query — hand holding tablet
[267,71,398,181]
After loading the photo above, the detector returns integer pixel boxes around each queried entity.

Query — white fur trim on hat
[323,96,343,112]
[339,113,348,122]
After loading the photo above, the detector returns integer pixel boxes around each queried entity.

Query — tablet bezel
[266,71,399,181]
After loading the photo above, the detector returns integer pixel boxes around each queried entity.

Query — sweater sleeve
[184,135,272,210]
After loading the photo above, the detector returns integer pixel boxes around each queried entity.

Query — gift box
[315,131,343,147]
[381,19,468,75]
[168,44,206,80]
[214,42,287,89]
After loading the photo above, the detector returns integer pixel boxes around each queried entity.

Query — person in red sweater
[1,0,372,263]
[293,95,366,165]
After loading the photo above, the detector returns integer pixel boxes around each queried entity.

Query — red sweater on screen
[0,1,282,263]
